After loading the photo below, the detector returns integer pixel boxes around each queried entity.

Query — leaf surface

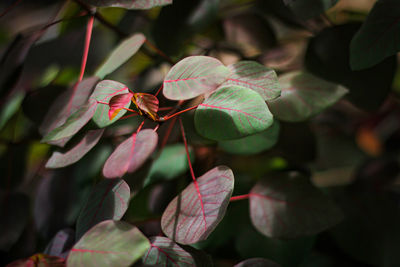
[234,257,280,267]
[76,179,130,240]
[132,93,159,121]
[249,172,343,239]
[195,85,273,140]
[103,129,158,178]
[267,71,347,122]
[161,166,234,244]
[108,93,134,120]
[142,236,196,266]
[82,0,172,9]
[44,229,75,258]
[163,56,231,100]
[284,0,339,20]
[95,33,146,78]
[67,220,150,267]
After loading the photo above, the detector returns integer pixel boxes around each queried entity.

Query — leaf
[142,236,196,266]
[195,85,273,141]
[95,33,146,79]
[267,71,348,122]
[284,0,339,20]
[234,258,281,267]
[82,0,172,9]
[44,229,75,258]
[103,129,158,178]
[75,179,130,240]
[6,254,66,267]
[222,61,280,101]
[108,92,134,120]
[219,120,279,155]
[144,144,194,186]
[67,220,150,267]
[132,93,159,121]
[350,0,400,70]
[249,172,343,239]
[90,80,131,128]
[161,165,234,244]
[45,129,104,168]
[163,56,231,100]
[0,91,25,130]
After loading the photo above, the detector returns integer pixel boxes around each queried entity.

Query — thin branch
[0,0,22,19]
[230,194,250,202]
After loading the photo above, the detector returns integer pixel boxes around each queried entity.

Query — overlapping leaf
[95,33,146,79]
[46,129,104,168]
[284,0,339,20]
[67,220,150,267]
[76,179,130,240]
[132,93,159,121]
[103,129,158,178]
[161,166,234,244]
[142,236,196,266]
[222,61,280,100]
[195,85,273,140]
[163,56,231,100]
[82,0,172,9]
[249,172,343,239]
[108,93,134,120]
[44,229,75,258]
[90,80,131,128]
[350,0,400,70]
[267,71,347,122]
[234,258,280,267]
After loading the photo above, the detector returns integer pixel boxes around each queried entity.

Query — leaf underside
[82,0,172,9]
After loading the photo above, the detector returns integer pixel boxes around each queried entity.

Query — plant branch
[230,194,250,202]
[0,0,22,19]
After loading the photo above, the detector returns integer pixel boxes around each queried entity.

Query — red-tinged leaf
[163,56,231,100]
[44,229,75,259]
[142,236,196,266]
[267,71,348,122]
[222,61,280,101]
[45,129,104,168]
[90,80,131,128]
[95,33,146,79]
[82,0,172,9]
[249,172,343,239]
[195,85,273,141]
[40,77,99,144]
[6,254,65,267]
[161,166,234,245]
[67,220,150,267]
[108,92,134,120]
[103,129,158,178]
[234,258,281,267]
[132,93,159,121]
[76,179,130,240]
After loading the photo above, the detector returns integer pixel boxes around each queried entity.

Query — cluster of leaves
[1,0,400,266]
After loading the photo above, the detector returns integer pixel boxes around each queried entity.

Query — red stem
[179,118,196,183]
[144,39,174,64]
[154,84,163,97]
[230,194,250,202]
[161,105,198,121]
[160,116,177,150]
[136,120,145,134]
[158,106,174,111]
[0,0,22,19]
[118,113,139,120]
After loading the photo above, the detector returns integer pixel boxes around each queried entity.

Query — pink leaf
[108,92,134,120]
[132,93,159,120]
[161,166,234,244]
[103,129,158,178]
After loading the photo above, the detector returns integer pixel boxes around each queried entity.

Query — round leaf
[82,0,172,9]
[44,228,75,258]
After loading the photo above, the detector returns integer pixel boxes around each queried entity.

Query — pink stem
[0,0,22,18]
[161,105,198,121]
[160,117,177,150]
[179,118,196,182]
[230,194,250,202]
[154,84,163,97]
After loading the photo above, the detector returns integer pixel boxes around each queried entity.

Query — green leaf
[82,0,172,9]
[163,56,231,100]
[350,0,400,70]
[0,91,25,130]
[195,85,273,140]
[284,0,339,20]
[95,33,146,79]
[219,120,279,155]
[67,220,150,267]
[90,80,131,128]
[267,71,347,122]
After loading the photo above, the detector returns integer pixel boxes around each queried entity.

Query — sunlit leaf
[234,257,280,267]
[46,129,104,168]
[67,220,150,267]
[163,56,231,100]
[249,172,343,239]
[161,166,234,244]
[222,61,280,101]
[7,254,65,267]
[142,236,196,266]
[350,0,400,70]
[103,129,158,178]
[82,0,172,9]
[284,0,339,20]
[132,93,159,121]
[95,33,146,79]
[219,120,279,155]
[267,71,347,122]
[195,85,273,140]
[44,229,75,259]
[76,179,130,240]
[108,92,134,120]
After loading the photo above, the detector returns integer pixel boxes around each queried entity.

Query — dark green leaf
[284,0,339,20]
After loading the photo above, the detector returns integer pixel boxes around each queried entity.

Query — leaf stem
[161,105,198,121]
[230,194,250,202]
[0,0,22,19]
[160,116,177,150]
[179,117,196,183]
[144,40,175,64]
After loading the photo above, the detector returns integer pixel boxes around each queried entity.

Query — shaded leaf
[284,0,339,20]
[95,33,146,79]
[161,166,234,244]
[195,85,273,140]
[163,56,231,100]
[142,236,196,266]
[103,129,158,178]
[350,0,400,70]
[234,258,280,267]
[108,92,134,120]
[222,61,280,101]
[76,179,130,240]
[46,129,104,168]
[267,71,348,122]
[6,254,65,267]
[67,220,150,267]
[44,229,75,259]
[90,80,131,128]
[82,0,172,9]
[219,120,279,155]
[0,91,25,130]
[249,172,343,239]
